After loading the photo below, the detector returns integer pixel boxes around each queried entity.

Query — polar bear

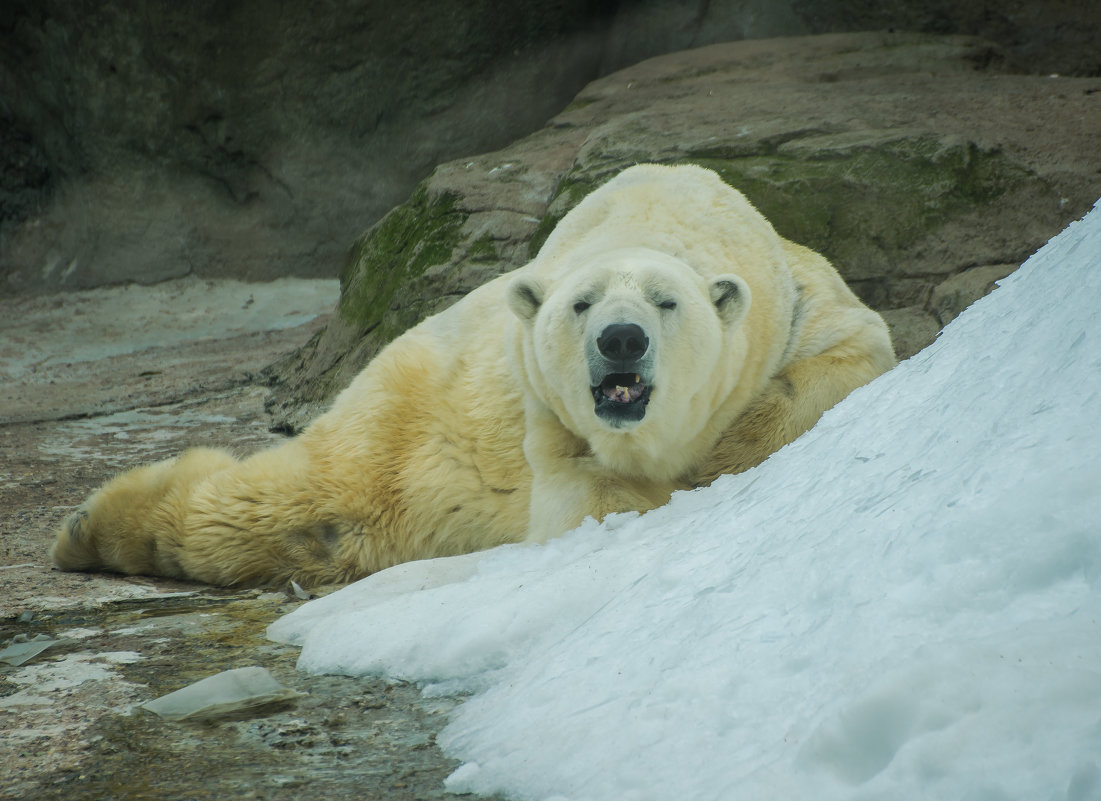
[51,164,895,587]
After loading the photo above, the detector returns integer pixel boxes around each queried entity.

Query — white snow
[269,201,1101,801]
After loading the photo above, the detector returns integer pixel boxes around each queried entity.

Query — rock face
[2,1,1098,295]
[0,1,619,293]
[265,32,1101,431]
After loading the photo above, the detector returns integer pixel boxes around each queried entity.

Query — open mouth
[591,372,652,425]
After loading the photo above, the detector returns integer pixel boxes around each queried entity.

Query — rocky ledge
[264,32,1101,431]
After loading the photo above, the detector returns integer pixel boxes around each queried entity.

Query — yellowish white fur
[52,164,895,586]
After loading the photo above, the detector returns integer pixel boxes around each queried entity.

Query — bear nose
[597,323,649,362]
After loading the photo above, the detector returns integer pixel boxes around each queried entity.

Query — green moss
[689,136,1029,280]
[526,214,560,260]
[521,135,1029,294]
[337,183,467,339]
[527,170,609,258]
[466,232,498,262]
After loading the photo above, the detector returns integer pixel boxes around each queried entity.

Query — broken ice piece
[0,633,57,667]
[140,666,304,721]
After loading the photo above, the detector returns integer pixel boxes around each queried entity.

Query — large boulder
[265,32,1101,431]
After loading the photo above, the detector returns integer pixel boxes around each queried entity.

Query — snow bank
[270,201,1101,801]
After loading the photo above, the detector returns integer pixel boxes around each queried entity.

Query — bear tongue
[605,385,632,403]
[601,375,645,403]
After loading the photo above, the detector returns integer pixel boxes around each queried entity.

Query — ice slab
[140,666,303,721]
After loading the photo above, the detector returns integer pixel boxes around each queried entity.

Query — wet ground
[0,278,505,801]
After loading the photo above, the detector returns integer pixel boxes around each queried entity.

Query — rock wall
[0,1,616,292]
[1,0,1098,294]
[263,32,1101,430]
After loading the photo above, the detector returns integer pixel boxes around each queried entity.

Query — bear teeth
[594,373,650,404]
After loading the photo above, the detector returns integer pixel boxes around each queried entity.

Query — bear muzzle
[587,322,655,428]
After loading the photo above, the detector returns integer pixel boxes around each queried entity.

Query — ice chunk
[140,666,303,721]
[0,634,59,667]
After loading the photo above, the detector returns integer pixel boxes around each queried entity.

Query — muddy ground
[0,278,506,801]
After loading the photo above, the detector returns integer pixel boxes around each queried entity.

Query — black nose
[597,323,649,361]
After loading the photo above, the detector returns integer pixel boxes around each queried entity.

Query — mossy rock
[526,134,1035,302]
[265,33,1099,430]
[263,174,514,431]
[693,134,1031,283]
[337,184,467,339]
[267,131,1042,433]
[265,133,1058,431]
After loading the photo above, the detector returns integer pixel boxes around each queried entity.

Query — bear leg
[51,441,370,587]
[695,330,895,484]
[51,447,237,580]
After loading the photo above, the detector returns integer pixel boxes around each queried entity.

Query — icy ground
[270,201,1101,801]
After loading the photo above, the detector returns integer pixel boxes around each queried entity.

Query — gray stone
[929,263,1019,326]
[879,306,945,363]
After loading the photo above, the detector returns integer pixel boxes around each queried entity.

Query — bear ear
[710,274,751,327]
[507,276,545,322]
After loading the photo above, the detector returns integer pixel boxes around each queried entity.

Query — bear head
[508,246,752,475]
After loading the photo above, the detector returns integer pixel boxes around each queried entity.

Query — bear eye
[573,300,591,314]
[658,299,677,310]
